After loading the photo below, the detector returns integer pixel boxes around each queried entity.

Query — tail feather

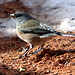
[60,33,75,37]
[40,32,75,38]
[55,31,75,36]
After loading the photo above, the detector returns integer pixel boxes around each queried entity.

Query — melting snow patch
[57,19,75,33]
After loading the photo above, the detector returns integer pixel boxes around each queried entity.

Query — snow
[0,18,16,37]
[0,0,75,37]
[57,19,75,32]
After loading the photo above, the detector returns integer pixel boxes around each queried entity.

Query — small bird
[11,11,75,57]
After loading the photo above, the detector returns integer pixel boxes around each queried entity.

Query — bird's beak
[10,14,15,18]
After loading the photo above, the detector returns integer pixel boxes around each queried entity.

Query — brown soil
[0,1,30,18]
[0,1,75,75]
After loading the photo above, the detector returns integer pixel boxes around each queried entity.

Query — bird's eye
[15,14,22,17]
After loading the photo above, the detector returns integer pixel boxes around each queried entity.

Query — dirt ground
[0,1,75,75]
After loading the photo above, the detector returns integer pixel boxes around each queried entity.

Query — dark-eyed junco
[11,11,75,57]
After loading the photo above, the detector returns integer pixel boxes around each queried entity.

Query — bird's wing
[19,27,54,35]
[40,22,55,32]
[18,19,56,35]
[18,19,75,37]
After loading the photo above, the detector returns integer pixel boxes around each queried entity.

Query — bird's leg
[29,43,33,49]
[33,44,44,54]
[26,44,44,56]
[19,42,33,52]
[21,43,33,57]
[20,44,44,57]
[33,47,42,54]
[33,43,45,54]
[22,46,42,57]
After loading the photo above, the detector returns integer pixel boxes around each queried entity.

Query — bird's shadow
[32,48,75,62]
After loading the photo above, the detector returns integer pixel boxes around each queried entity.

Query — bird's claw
[18,47,28,52]
[19,47,42,58]
[33,47,42,54]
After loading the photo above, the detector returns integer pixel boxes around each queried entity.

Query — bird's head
[10,11,34,25]
[11,11,33,19]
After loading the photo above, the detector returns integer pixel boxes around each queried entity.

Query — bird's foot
[21,44,33,57]
[18,47,28,52]
[19,45,43,58]
[21,49,29,57]
[19,48,29,58]
[20,47,42,58]
[33,47,42,54]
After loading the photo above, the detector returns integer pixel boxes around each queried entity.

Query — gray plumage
[11,11,75,57]
[13,12,75,37]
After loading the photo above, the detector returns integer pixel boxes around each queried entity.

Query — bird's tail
[60,33,75,36]
[40,31,75,38]
[56,31,75,37]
